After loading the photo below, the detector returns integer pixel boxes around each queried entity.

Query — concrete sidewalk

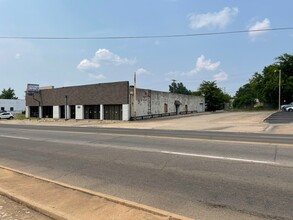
[0,166,191,220]
[1,111,292,134]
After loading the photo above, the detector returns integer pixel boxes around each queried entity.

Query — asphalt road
[265,111,293,124]
[0,124,292,219]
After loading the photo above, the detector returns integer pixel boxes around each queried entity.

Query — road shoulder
[0,166,191,220]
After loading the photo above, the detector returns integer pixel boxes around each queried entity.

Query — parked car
[0,112,14,119]
[286,106,293,112]
[281,102,293,111]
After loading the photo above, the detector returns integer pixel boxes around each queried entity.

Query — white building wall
[122,104,130,121]
[100,104,104,120]
[39,106,42,119]
[53,106,60,119]
[131,89,205,117]
[75,105,84,119]
[0,99,25,114]
[25,106,30,118]
[66,105,70,119]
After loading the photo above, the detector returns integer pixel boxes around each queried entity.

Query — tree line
[169,80,230,111]
[233,53,293,109]
[169,53,293,111]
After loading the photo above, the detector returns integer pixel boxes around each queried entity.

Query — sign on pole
[26,84,39,95]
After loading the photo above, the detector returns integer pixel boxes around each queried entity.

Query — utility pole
[278,69,281,110]
[133,72,137,117]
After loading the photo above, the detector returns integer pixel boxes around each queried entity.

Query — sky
[0,0,292,99]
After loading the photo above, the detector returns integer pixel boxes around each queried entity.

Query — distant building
[0,99,25,114]
[25,81,205,121]
[130,87,205,119]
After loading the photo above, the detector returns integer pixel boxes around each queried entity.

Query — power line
[0,27,292,40]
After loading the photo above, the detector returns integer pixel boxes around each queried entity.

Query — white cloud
[248,18,271,40]
[166,55,228,81]
[195,55,220,72]
[92,48,134,65]
[213,71,228,82]
[136,68,149,76]
[189,7,239,30]
[179,55,221,76]
[77,48,135,73]
[78,59,100,71]
[88,73,106,80]
[15,53,21,59]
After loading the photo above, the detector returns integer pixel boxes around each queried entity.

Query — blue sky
[0,0,292,98]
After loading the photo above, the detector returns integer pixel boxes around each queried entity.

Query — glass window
[10,107,14,111]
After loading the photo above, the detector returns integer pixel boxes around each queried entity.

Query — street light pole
[278,70,281,110]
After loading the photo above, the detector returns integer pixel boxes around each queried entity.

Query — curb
[0,165,192,220]
[262,111,279,122]
[0,188,67,220]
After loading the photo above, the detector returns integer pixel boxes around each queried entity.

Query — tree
[276,53,293,77]
[233,83,256,108]
[0,88,18,99]
[275,54,293,104]
[169,82,191,95]
[234,53,293,109]
[195,81,230,111]
[249,72,265,103]
[233,73,264,109]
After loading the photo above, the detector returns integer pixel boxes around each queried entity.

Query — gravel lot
[0,195,51,220]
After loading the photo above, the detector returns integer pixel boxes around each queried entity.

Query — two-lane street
[0,124,292,219]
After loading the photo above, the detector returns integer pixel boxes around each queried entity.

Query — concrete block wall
[53,106,60,119]
[122,104,130,121]
[75,105,84,119]
[25,106,30,118]
[131,89,205,117]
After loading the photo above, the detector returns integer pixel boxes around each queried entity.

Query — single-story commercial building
[0,99,25,114]
[25,81,205,121]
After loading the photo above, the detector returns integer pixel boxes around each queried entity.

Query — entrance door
[70,106,75,119]
[42,106,53,118]
[175,105,179,115]
[30,106,39,118]
[60,106,65,119]
[164,103,168,113]
[84,105,100,119]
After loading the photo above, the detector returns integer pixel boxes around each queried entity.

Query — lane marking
[0,135,31,140]
[0,131,285,166]
[29,129,293,147]
[161,151,280,165]
[1,127,293,148]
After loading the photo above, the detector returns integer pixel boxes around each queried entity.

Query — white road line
[161,151,279,165]
[0,135,31,140]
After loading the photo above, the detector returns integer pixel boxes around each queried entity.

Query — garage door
[104,105,122,120]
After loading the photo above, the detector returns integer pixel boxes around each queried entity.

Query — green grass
[14,114,26,120]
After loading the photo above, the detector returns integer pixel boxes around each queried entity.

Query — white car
[286,106,293,112]
[281,102,293,111]
[0,112,14,119]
